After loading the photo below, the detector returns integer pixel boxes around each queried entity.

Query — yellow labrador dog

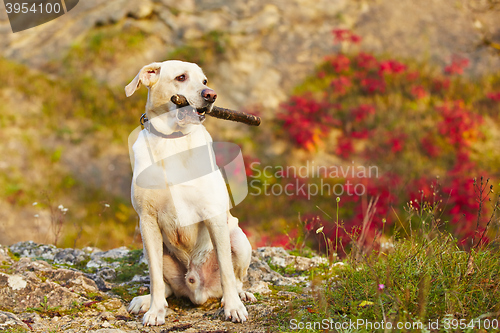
[125,60,255,326]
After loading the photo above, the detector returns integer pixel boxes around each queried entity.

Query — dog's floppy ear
[125,62,162,97]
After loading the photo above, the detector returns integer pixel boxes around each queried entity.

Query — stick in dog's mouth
[171,94,261,126]
[172,95,208,124]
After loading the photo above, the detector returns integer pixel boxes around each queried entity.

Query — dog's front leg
[205,214,248,323]
[140,215,168,326]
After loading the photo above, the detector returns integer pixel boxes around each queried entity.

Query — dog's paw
[223,297,248,323]
[128,295,151,314]
[143,307,167,326]
[239,291,257,303]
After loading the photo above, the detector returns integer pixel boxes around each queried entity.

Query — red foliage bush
[271,28,497,249]
[351,104,375,122]
[432,78,451,93]
[278,96,337,151]
[330,76,352,95]
[411,85,428,99]
[355,52,379,71]
[327,54,351,73]
[335,135,355,159]
[332,29,362,44]
[487,91,500,101]
[436,100,483,148]
[379,60,407,75]
[360,77,386,94]
[420,136,440,157]
[444,56,469,75]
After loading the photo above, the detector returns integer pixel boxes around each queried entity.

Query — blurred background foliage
[0,0,499,252]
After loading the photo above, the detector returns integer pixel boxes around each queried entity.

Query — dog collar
[140,113,188,139]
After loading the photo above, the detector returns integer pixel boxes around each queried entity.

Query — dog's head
[125,60,216,133]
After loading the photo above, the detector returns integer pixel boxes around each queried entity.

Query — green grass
[112,249,147,283]
[266,237,500,332]
[2,328,29,333]
[266,230,500,332]
[167,30,228,70]
[62,24,148,70]
[262,182,500,332]
[26,296,87,318]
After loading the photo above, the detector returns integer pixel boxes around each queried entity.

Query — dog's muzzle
[176,105,207,125]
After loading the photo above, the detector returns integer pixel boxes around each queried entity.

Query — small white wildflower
[58,204,64,210]
[62,208,68,213]
[381,242,395,250]
[104,204,110,208]
[34,214,39,218]
[32,202,38,206]
[316,226,324,234]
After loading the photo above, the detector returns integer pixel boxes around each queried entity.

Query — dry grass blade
[355,196,379,260]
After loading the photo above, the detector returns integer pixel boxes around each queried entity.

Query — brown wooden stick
[171,94,261,126]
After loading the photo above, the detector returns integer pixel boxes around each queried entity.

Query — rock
[82,246,103,255]
[0,243,316,332]
[247,252,306,287]
[98,267,118,281]
[65,273,100,294]
[0,251,108,313]
[6,274,27,290]
[9,241,60,260]
[247,280,271,295]
[130,274,149,283]
[0,311,30,330]
[54,248,89,265]
[0,245,12,263]
[129,0,154,19]
[96,247,130,260]
[0,271,88,312]
[254,247,328,271]
[17,312,44,330]
[84,267,117,291]
[12,257,52,274]
[87,247,130,269]
[98,311,115,321]
[85,273,113,292]
[102,298,126,311]
[255,246,289,258]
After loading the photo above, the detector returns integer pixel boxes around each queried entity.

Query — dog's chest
[132,126,212,178]
[132,125,229,226]
[161,221,213,261]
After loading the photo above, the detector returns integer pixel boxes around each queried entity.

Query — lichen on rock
[0,242,325,332]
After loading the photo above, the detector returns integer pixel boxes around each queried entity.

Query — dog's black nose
[201,89,217,103]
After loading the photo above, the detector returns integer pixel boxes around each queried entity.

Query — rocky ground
[0,242,327,332]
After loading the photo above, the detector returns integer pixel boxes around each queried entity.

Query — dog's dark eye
[203,79,208,85]
[175,74,186,82]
